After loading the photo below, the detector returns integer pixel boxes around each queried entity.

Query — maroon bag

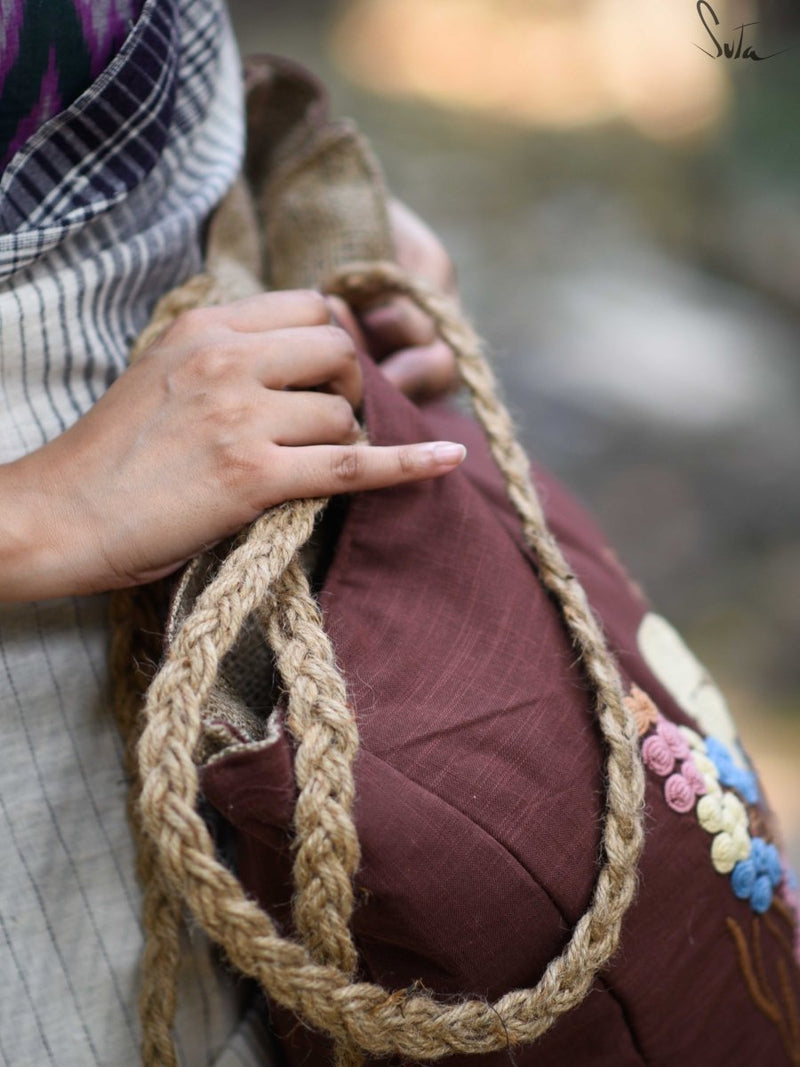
[128,56,800,1067]
[200,350,800,1066]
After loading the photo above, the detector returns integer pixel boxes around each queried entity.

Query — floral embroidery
[731,839,783,914]
[649,741,707,815]
[680,758,707,796]
[627,685,659,736]
[664,768,701,814]
[629,683,792,917]
[636,612,743,757]
[641,733,675,777]
[697,791,751,874]
[631,613,800,1018]
[705,736,761,806]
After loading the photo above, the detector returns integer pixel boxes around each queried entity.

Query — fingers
[263,390,361,446]
[267,440,466,502]
[357,295,459,400]
[380,341,458,401]
[155,316,364,409]
[359,296,436,361]
[220,288,331,332]
[325,294,369,353]
[249,325,363,408]
[164,286,459,415]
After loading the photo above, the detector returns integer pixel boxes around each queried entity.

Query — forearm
[0,457,87,602]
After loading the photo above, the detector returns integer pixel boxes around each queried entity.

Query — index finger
[221,289,331,333]
[267,441,467,502]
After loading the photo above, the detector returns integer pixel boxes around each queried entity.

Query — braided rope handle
[127,262,645,1062]
[109,588,183,1067]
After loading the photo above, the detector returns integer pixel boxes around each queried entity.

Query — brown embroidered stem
[726,914,800,1062]
[767,914,800,967]
[774,895,799,932]
[725,917,789,1049]
[754,916,779,1011]
[726,917,782,1023]
[777,958,800,1064]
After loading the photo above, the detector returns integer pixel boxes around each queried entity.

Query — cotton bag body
[122,56,800,1067]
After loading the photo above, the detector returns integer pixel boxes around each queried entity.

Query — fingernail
[429,442,466,466]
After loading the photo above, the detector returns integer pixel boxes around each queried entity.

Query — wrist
[0,455,87,602]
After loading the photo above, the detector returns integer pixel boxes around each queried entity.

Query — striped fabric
[0,0,146,169]
[0,1,278,1064]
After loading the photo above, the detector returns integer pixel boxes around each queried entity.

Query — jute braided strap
[109,587,183,1067]
[126,260,646,1063]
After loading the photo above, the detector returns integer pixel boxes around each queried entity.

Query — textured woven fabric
[0,1,277,1063]
[0,0,146,169]
[202,350,800,1066]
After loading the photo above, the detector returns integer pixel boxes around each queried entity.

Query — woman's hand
[0,289,465,601]
[346,198,461,402]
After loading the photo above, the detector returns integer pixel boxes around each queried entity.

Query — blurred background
[228,0,800,867]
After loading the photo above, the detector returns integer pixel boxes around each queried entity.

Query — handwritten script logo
[695,0,787,60]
